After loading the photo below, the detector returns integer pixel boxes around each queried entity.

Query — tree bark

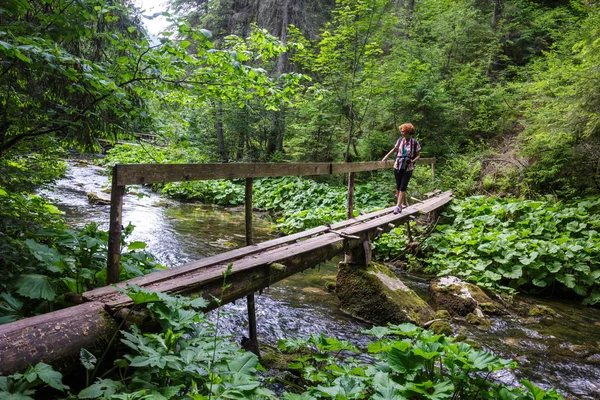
[216,102,228,162]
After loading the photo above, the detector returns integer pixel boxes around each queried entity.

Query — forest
[0,0,599,399]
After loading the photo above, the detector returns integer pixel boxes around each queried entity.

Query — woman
[382,123,421,214]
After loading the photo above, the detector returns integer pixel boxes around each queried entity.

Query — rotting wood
[0,302,117,376]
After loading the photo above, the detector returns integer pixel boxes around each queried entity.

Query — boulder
[87,192,111,205]
[336,261,434,327]
[429,276,495,317]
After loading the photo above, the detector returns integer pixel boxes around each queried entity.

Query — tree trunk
[0,302,118,375]
[216,102,228,162]
[405,0,415,38]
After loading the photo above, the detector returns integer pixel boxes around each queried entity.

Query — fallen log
[0,302,117,376]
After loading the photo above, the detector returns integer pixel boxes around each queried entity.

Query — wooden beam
[107,165,125,284]
[115,163,332,185]
[347,172,355,219]
[114,160,437,186]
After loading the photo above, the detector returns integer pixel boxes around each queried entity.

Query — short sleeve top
[394,137,421,172]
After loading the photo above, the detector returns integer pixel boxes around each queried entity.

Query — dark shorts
[394,168,413,191]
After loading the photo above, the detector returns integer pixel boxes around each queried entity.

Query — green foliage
[162,180,245,206]
[422,196,600,304]
[0,291,565,399]
[277,323,563,399]
[0,0,306,156]
[515,3,600,197]
[0,148,68,192]
[0,205,165,322]
[76,286,274,400]
[102,144,209,169]
[0,363,68,399]
[253,176,391,234]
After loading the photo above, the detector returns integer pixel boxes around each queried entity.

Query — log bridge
[0,160,452,376]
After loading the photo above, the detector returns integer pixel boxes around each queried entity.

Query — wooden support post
[107,165,125,284]
[344,172,356,264]
[347,172,355,220]
[431,159,436,189]
[244,177,259,357]
[245,177,253,247]
[405,221,413,243]
[246,292,259,357]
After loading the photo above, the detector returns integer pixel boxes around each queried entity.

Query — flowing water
[40,160,600,399]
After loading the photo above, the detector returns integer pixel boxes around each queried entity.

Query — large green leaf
[228,352,258,375]
[14,274,56,301]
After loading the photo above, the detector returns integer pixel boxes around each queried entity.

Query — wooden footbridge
[0,160,452,375]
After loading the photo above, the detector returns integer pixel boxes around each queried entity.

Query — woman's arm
[411,150,421,165]
[382,144,399,161]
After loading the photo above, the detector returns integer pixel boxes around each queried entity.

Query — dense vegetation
[0,285,563,399]
[1,0,599,398]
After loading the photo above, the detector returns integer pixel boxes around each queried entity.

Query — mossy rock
[465,312,491,329]
[324,281,336,293]
[528,305,557,317]
[429,320,453,336]
[336,261,434,327]
[434,309,451,320]
[429,276,495,317]
[87,191,111,205]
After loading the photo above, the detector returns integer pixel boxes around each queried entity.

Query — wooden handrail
[113,159,436,186]
[107,159,436,283]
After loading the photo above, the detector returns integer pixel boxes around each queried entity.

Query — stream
[39,160,600,399]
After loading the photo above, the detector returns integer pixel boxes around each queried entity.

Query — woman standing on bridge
[382,123,421,214]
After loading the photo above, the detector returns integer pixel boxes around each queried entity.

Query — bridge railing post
[245,177,253,246]
[107,165,125,284]
[244,177,260,357]
[346,171,355,220]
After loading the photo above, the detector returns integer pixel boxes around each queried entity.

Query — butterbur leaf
[15,274,56,301]
[228,352,258,375]
[161,385,183,399]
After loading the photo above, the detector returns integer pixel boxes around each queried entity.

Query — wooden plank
[0,302,117,375]
[418,191,453,213]
[347,172,355,219]
[116,163,332,185]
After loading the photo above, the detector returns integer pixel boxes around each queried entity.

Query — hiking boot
[393,205,402,214]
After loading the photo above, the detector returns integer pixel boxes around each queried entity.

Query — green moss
[529,305,557,317]
[260,352,298,371]
[465,312,491,329]
[336,261,434,326]
[479,302,501,315]
[429,320,453,336]
[434,310,451,320]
